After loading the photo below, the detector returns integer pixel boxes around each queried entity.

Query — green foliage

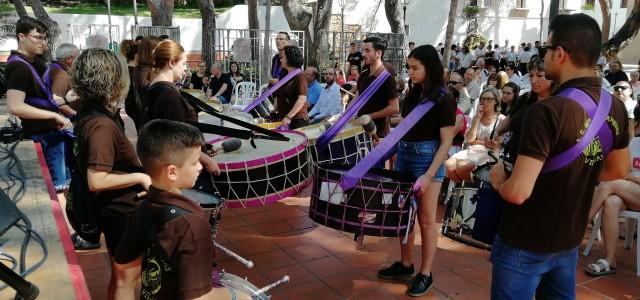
[582,3,595,10]
[463,33,487,50]
[463,5,480,20]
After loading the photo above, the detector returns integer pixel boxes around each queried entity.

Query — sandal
[585,258,617,276]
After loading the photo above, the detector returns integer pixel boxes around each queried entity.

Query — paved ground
[0,99,639,299]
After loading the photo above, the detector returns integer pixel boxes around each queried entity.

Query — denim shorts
[490,236,578,300]
[394,140,445,182]
[31,131,70,192]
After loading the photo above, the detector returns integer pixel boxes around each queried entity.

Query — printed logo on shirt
[141,247,172,299]
[581,116,622,166]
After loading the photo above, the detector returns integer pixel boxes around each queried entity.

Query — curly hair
[72,49,129,109]
[282,45,304,69]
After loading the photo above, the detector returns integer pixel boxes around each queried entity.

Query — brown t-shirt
[135,65,153,110]
[401,87,457,142]
[49,62,72,99]
[498,77,630,253]
[76,107,144,249]
[357,69,399,138]
[145,81,198,123]
[274,72,309,120]
[114,187,215,300]
[5,51,58,136]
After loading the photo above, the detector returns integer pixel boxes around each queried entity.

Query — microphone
[213,138,242,153]
[358,115,379,142]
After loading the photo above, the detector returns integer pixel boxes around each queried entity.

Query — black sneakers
[407,272,434,297]
[377,261,414,280]
[71,233,101,250]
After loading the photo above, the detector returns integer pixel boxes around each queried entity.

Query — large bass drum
[296,122,373,166]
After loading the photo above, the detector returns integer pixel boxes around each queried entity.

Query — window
[516,0,526,8]
[621,0,628,8]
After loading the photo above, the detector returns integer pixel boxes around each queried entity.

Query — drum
[297,122,373,165]
[309,163,416,237]
[182,185,225,241]
[442,184,479,233]
[206,130,311,208]
[471,185,505,245]
[213,272,268,300]
[256,121,283,130]
[247,99,274,119]
[182,88,223,112]
[197,111,255,141]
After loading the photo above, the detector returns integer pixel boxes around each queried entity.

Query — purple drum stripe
[207,130,308,171]
[225,177,312,208]
[308,209,411,231]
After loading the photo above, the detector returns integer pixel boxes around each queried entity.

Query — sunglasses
[448,81,462,85]
[613,86,629,92]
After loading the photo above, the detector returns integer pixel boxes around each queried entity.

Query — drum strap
[140,200,190,267]
[316,70,391,151]
[340,89,445,191]
[541,88,613,174]
[242,68,302,113]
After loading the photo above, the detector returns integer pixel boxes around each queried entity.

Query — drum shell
[309,163,415,237]
[471,185,505,245]
[214,272,268,300]
[298,124,373,165]
[248,100,274,119]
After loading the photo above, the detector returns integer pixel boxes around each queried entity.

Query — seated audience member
[228,61,245,85]
[613,81,637,137]
[115,119,246,299]
[208,63,233,104]
[190,61,209,90]
[464,67,483,102]
[304,66,322,110]
[347,64,360,82]
[605,59,629,86]
[445,87,505,179]
[506,63,522,87]
[448,72,472,114]
[309,68,342,124]
[335,68,346,86]
[629,71,640,100]
[500,82,520,115]
[448,87,468,155]
[585,134,640,276]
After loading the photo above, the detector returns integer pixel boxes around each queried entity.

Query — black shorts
[96,191,140,252]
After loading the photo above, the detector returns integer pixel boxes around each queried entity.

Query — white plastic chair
[232,82,256,107]
[583,209,640,276]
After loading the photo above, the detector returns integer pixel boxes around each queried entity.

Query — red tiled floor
[583,276,640,299]
[281,280,342,300]
[246,249,297,272]
[575,286,614,300]
[282,242,332,263]
[230,236,280,256]
[302,256,353,279]
[264,264,317,288]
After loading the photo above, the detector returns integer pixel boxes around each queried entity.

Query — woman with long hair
[377,45,457,297]
[500,82,520,115]
[228,61,245,84]
[134,36,162,118]
[72,49,151,299]
[273,45,309,129]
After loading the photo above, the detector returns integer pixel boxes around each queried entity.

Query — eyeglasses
[479,97,496,103]
[613,86,629,92]
[26,34,47,42]
[448,81,462,85]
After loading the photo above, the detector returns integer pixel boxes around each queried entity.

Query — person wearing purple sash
[45,43,80,117]
[5,17,72,195]
[449,14,630,299]
[269,32,290,85]
[377,45,457,297]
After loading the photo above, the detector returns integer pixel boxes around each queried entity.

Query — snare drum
[206,130,311,208]
[247,99,274,119]
[213,272,268,300]
[309,163,416,237]
[297,122,373,165]
[182,184,225,240]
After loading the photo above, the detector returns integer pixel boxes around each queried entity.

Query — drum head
[182,188,222,209]
[217,273,268,300]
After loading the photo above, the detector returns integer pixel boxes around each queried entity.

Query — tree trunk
[539,0,545,41]
[261,0,272,84]
[26,0,61,62]
[147,0,174,26]
[282,0,312,67]
[309,0,332,67]
[12,0,29,18]
[384,0,405,35]
[248,0,259,62]
[600,0,612,42]
[602,0,640,56]
[549,0,560,21]
[443,0,459,68]
[195,0,215,69]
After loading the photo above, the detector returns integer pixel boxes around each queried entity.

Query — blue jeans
[491,236,578,300]
[394,140,445,182]
[31,131,70,192]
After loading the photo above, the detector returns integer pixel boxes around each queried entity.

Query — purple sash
[541,88,613,174]
[340,91,441,190]
[7,55,58,111]
[316,70,391,151]
[242,68,302,113]
[43,62,64,91]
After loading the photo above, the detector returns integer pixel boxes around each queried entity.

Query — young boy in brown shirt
[114,120,242,300]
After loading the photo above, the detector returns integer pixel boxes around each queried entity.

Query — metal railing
[66,24,120,50]
[131,25,181,43]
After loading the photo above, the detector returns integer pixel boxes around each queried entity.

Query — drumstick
[213,241,254,268]
[254,275,290,296]
[340,87,356,97]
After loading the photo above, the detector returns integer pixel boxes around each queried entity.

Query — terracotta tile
[240,210,282,225]
[282,280,342,300]
[265,231,314,248]
[246,249,297,272]
[215,259,261,278]
[230,206,268,215]
[335,251,389,268]
[302,225,348,241]
[431,269,485,298]
[317,236,362,255]
[450,264,492,290]
[230,237,280,256]
[284,216,316,230]
[379,281,449,300]
[345,287,399,300]
[269,206,309,218]
[253,220,296,235]
[264,264,318,288]
[218,215,248,230]
[583,276,640,299]
[282,242,331,263]
[216,225,262,242]
[320,272,376,297]
[302,256,353,279]
[575,285,614,300]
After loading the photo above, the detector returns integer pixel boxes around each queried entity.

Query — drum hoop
[225,178,312,208]
[207,131,308,171]
[256,122,283,130]
[308,210,411,231]
[316,178,412,194]
[297,125,364,145]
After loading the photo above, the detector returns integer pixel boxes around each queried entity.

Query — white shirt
[494,49,502,60]
[629,137,640,176]
[309,82,342,120]
[507,51,518,62]
[476,114,506,140]
[624,99,637,118]
[460,53,476,69]
[475,47,486,57]
[509,73,522,87]
[519,51,533,64]
[466,78,483,100]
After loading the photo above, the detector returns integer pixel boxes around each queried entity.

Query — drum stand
[440,180,493,251]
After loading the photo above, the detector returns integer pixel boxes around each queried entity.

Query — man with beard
[309,68,342,124]
[269,31,290,84]
[355,36,399,138]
